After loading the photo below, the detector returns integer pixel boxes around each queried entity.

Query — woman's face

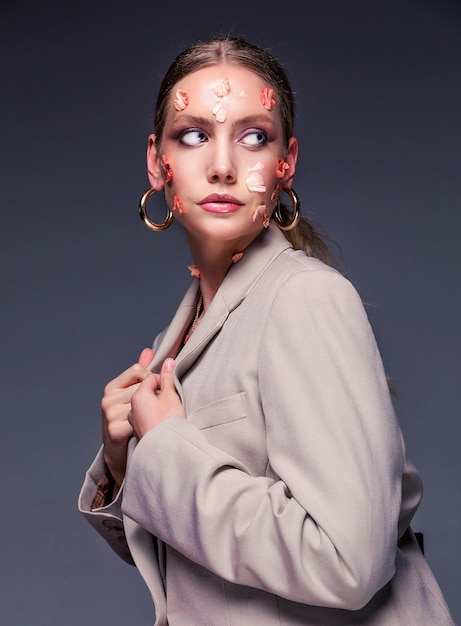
[147,63,298,249]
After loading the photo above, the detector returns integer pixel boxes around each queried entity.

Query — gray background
[1,0,460,624]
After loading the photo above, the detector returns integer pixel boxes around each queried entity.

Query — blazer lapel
[146,281,199,373]
[173,224,291,389]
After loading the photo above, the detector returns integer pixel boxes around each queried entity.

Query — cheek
[248,156,283,197]
[162,154,198,193]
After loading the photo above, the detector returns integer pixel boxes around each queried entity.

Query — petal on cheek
[271,183,280,201]
[174,90,189,111]
[212,102,227,122]
[276,157,289,179]
[161,155,173,183]
[173,195,185,214]
[252,204,270,228]
[260,87,276,111]
[246,162,266,193]
[213,78,231,97]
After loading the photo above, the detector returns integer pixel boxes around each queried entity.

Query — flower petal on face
[246,162,266,193]
[276,157,289,179]
[174,90,189,111]
[232,251,244,263]
[271,183,280,201]
[252,204,271,228]
[187,264,201,278]
[161,154,173,183]
[213,78,231,97]
[212,102,227,122]
[260,87,276,111]
[173,195,185,214]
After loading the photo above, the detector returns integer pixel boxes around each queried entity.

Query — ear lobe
[147,134,165,190]
[282,137,298,188]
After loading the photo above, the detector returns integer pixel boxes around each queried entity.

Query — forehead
[172,64,271,110]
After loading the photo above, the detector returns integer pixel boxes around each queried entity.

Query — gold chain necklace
[184,293,203,344]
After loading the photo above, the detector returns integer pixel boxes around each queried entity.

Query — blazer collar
[148,224,291,392]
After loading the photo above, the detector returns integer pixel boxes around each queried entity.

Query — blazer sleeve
[78,446,135,565]
[121,268,404,610]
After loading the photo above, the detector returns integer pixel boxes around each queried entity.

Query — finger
[138,347,154,369]
[159,358,176,393]
[137,371,161,395]
[104,363,151,393]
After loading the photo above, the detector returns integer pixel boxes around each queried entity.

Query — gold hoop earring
[274,187,300,231]
[138,188,174,231]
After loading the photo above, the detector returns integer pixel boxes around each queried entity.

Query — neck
[186,233,252,311]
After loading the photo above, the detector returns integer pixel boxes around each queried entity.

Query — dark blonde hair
[153,35,331,264]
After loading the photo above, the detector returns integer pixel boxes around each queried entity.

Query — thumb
[138,347,154,369]
[160,358,176,392]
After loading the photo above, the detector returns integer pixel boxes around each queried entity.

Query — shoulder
[264,248,363,311]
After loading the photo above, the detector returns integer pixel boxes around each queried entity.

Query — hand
[101,347,154,487]
[128,358,185,439]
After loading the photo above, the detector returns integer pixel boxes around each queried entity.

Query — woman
[79,36,454,625]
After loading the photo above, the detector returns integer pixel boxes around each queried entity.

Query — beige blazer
[79,224,454,625]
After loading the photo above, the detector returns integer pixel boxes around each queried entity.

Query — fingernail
[164,358,175,373]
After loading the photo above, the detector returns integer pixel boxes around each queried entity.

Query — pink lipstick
[198,193,244,214]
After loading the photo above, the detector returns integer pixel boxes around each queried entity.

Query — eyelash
[238,128,268,147]
[176,128,269,148]
[178,128,207,146]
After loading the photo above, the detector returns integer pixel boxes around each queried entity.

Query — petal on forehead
[174,90,189,112]
[260,87,276,111]
[212,102,227,123]
[213,78,231,97]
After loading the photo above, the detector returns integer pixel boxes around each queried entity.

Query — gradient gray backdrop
[1,1,460,624]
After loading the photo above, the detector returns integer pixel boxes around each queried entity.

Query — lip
[198,193,244,214]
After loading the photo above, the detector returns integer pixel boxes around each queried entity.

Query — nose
[207,141,237,184]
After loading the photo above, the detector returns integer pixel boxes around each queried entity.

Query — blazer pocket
[188,392,247,430]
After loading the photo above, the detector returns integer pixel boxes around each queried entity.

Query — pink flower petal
[174,90,189,111]
[271,183,280,201]
[161,154,173,183]
[232,252,244,263]
[276,157,289,179]
[173,195,185,214]
[246,162,266,193]
[212,102,227,122]
[260,87,275,111]
[213,78,231,97]
[187,264,201,278]
[252,204,270,228]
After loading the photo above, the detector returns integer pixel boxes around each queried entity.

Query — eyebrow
[170,113,276,131]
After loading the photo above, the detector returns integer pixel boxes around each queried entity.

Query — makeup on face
[156,65,291,241]
[246,162,266,193]
[197,193,244,214]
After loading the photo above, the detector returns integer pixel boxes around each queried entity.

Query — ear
[282,137,298,188]
[146,134,165,190]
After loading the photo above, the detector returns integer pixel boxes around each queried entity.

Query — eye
[179,129,208,146]
[238,129,268,147]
